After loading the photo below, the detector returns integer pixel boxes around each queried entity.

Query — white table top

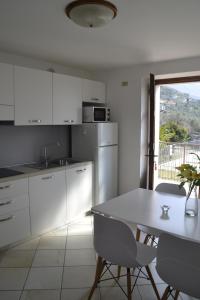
[92,188,200,244]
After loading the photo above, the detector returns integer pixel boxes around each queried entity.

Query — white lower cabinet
[0,178,30,248]
[29,170,67,236]
[0,162,93,248]
[66,162,93,223]
[0,208,30,248]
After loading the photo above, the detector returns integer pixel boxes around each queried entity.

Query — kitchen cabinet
[0,63,14,120]
[66,162,93,222]
[29,170,67,235]
[0,63,14,105]
[82,79,106,103]
[53,73,82,125]
[0,178,30,248]
[14,66,52,125]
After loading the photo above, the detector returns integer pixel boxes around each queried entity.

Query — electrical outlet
[121,81,128,87]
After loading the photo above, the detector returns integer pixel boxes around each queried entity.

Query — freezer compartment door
[97,123,118,146]
[96,145,118,205]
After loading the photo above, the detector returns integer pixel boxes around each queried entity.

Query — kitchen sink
[27,162,60,170]
[27,158,80,170]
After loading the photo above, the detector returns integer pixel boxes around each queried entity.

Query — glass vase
[185,187,199,217]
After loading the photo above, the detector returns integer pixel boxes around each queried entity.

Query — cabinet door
[29,170,67,235]
[0,63,14,105]
[53,73,82,125]
[0,208,30,248]
[66,164,92,222]
[82,79,106,103]
[14,66,52,125]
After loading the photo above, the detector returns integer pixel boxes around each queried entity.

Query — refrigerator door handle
[97,144,118,148]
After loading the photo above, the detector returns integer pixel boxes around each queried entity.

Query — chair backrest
[94,213,137,268]
[155,183,186,196]
[156,233,200,298]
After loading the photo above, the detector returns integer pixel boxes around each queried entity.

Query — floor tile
[73,216,93,225]
[61,288,100,300]
[0,291,21,300]
[21,290,60,300]
[12,238,40,250]
[0,250,35,268]
[38,237,66,250]
[99,265,125,287]
[0,268,29,290]
[25,267,63,290]
[65,249,96,266]
[32,250,65,267]
[137,283,166,299]
[62,266,96,288]
[134,263,164,285]
[67,224,93,236]
[45,226,68,237]
[100,286,141,300]
[66,235,93,249]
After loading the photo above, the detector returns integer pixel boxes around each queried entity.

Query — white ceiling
[1,0,200,71]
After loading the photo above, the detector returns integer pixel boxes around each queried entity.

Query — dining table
[91,188,200,244]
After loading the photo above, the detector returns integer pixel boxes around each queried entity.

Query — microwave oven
[83,106,110,122]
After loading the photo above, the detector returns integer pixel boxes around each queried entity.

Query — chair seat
[136,241,157,267]
[137,224,161,237]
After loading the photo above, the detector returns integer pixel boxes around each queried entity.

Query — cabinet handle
[29,119,42,123]
[0,199,14,206]
[41,175,54,180]
[91,98,99,101]
[0,215,14,223]
[76,168,86,173]
[0,184,13,190]
[64,120,74,123]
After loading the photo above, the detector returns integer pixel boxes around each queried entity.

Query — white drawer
[0,195,29,216]
[0,178,28,200]
[0,208,30,248]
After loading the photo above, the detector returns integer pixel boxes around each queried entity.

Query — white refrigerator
[72,123,118,205]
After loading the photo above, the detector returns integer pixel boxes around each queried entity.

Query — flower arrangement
[176,153,200,199]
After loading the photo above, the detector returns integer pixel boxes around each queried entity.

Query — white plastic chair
[88,213,160,300]
[136,183,186,244]
[156,233,200,299]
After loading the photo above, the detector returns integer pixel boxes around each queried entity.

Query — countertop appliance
[0,168,24,178]
[83,106,110,123]
[72,122,118,205]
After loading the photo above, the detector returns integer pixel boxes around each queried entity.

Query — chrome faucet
[41,141,61,168]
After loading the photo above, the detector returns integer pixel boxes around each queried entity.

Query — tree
[160,121,190,142]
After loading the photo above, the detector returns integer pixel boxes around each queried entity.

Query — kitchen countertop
[0,160,93,184]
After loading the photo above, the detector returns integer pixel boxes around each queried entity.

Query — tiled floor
[0,216,197,300]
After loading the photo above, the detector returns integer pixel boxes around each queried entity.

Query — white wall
[0,50,92,78]
[93,56,200,194]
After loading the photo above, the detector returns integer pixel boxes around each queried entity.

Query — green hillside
[160,86,200,139]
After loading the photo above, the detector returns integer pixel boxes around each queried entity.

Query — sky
[166,82,200,100]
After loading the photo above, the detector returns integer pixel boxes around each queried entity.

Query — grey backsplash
[0,126,69,167]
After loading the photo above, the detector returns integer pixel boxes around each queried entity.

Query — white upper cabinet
[0,63,14,105]
[82,79,106,103]
[0,63,14,120]
[53,73,82,125]
[14,66,52,125]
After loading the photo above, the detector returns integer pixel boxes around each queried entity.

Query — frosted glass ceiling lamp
[65,0,117,28]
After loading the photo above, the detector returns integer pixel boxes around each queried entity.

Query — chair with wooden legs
[136,183,186,244]
[156,233,200,299]
[88,213,160,300]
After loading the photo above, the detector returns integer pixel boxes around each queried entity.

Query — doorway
[148,75,200,189]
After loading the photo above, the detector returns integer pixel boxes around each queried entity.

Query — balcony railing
[158,141,200,181]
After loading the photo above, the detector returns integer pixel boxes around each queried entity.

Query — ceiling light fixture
[65,0,117,28]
